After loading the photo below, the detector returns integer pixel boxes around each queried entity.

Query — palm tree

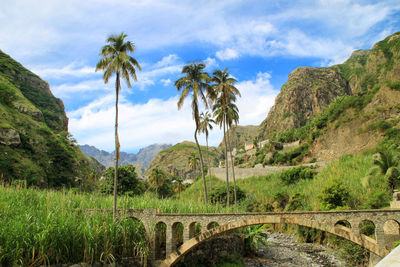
[211,69,240,207]
[175,62,212,203]
[188,152,199,172]
[173,177,185,196]
[199,111,215,193]
[213,97,240,207]
[225,101,239,207]
[96,32,141,219]
[149,168,166,196]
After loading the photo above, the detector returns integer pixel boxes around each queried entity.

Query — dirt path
[244,231,346,267]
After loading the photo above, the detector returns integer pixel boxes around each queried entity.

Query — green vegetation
[0,185,148,266]
[279,166,316,185]
[96,32,142,218]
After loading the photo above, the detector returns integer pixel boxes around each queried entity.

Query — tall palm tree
[149,168,166,196]
[211,69,240,208]
[225,102,240,207]
[173,177,185,197]
[188,152,199,172]
[213,97,240,207]
[96,32,141,219]
[175,62,211,203]
[199,111,215,193]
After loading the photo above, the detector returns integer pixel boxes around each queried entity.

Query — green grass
[0,182,242,265]
[181,151,390,211]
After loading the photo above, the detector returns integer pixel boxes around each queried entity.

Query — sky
[1,0,399,153]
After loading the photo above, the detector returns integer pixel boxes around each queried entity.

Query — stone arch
[359,220,376,239]
[189,222,201,238]
[155,221,167,260]
[161,216,389,267]
[172,222,184,250]
[383,219,400,250]
[207,222,219,230]
[335,220,351,228]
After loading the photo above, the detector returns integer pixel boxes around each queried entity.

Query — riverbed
[244,231,346,267]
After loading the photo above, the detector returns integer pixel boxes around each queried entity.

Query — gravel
[244,231,346,267]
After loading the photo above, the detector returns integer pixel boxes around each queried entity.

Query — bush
[318,179,350,210]
[267,143,310,165]
[386,81,400,90]
[286,193,305,211]
[100,165,145,196]
[363,191,390,209]
[272,192,289,211]
[210,185,246,205]
[0,82,17,106]
[280,166,316,185]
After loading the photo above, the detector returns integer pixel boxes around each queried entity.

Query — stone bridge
[88,209,400,266]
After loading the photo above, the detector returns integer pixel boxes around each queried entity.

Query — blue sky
[1,0,399,153]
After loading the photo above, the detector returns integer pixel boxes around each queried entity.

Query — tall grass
[181,151,389,211]
[0,183,239,266]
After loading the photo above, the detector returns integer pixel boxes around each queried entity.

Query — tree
[211,68,241,208]
[173,177,185,196]
[225,101,239,208]
[96,32,141,219]
[100,165,144,196]
[373,147,398,175]
[188,152,199,172]
[199,111,215,193]
[175,62,212,203]
[149,168,166,195]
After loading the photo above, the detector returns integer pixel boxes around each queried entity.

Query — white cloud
[160,78,171,86]
[236,72,278,125]
[203,57,218,70]
[136,54,183,90]
[69,94,221,152]
[52,79,112,98]
[216,48,239,61]
[31,63,97,79]
[69,72,278,151]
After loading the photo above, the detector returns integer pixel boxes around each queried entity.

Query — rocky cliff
[0,49,93,187]
[258,67,351,139]
[259,32,400,143]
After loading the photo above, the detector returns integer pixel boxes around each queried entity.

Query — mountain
[259,32,400,143]
[0,49,93,187]
[144,141,220,179]
[78,143,171,170]
[253,32,400,163]
[258,67,350,138]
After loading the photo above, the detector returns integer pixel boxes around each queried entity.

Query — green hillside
[0,49,93,187]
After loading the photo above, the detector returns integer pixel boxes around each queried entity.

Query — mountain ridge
[78,143,172,170]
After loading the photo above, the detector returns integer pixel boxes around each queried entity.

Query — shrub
[210,185,246,205]
[280,166,316,185]
[363,191,390,209]
[386,81,400,90]
[318,179,350,210]
[0,82,17,106]
[286,193,305,211]
[272,192,289,211]
[100,165,145,196]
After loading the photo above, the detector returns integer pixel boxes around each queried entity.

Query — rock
[0,127,20,146]
[259,67,350,139]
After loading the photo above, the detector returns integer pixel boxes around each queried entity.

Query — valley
[0,29,399,267]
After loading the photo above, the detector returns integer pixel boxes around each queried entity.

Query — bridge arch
[161,215,389,267]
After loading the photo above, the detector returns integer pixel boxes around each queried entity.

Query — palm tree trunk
[113,72,120,221]
[206,137,212,194]
[194,128,208,204]
[227,126,237,208]
[223,115,230,208]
